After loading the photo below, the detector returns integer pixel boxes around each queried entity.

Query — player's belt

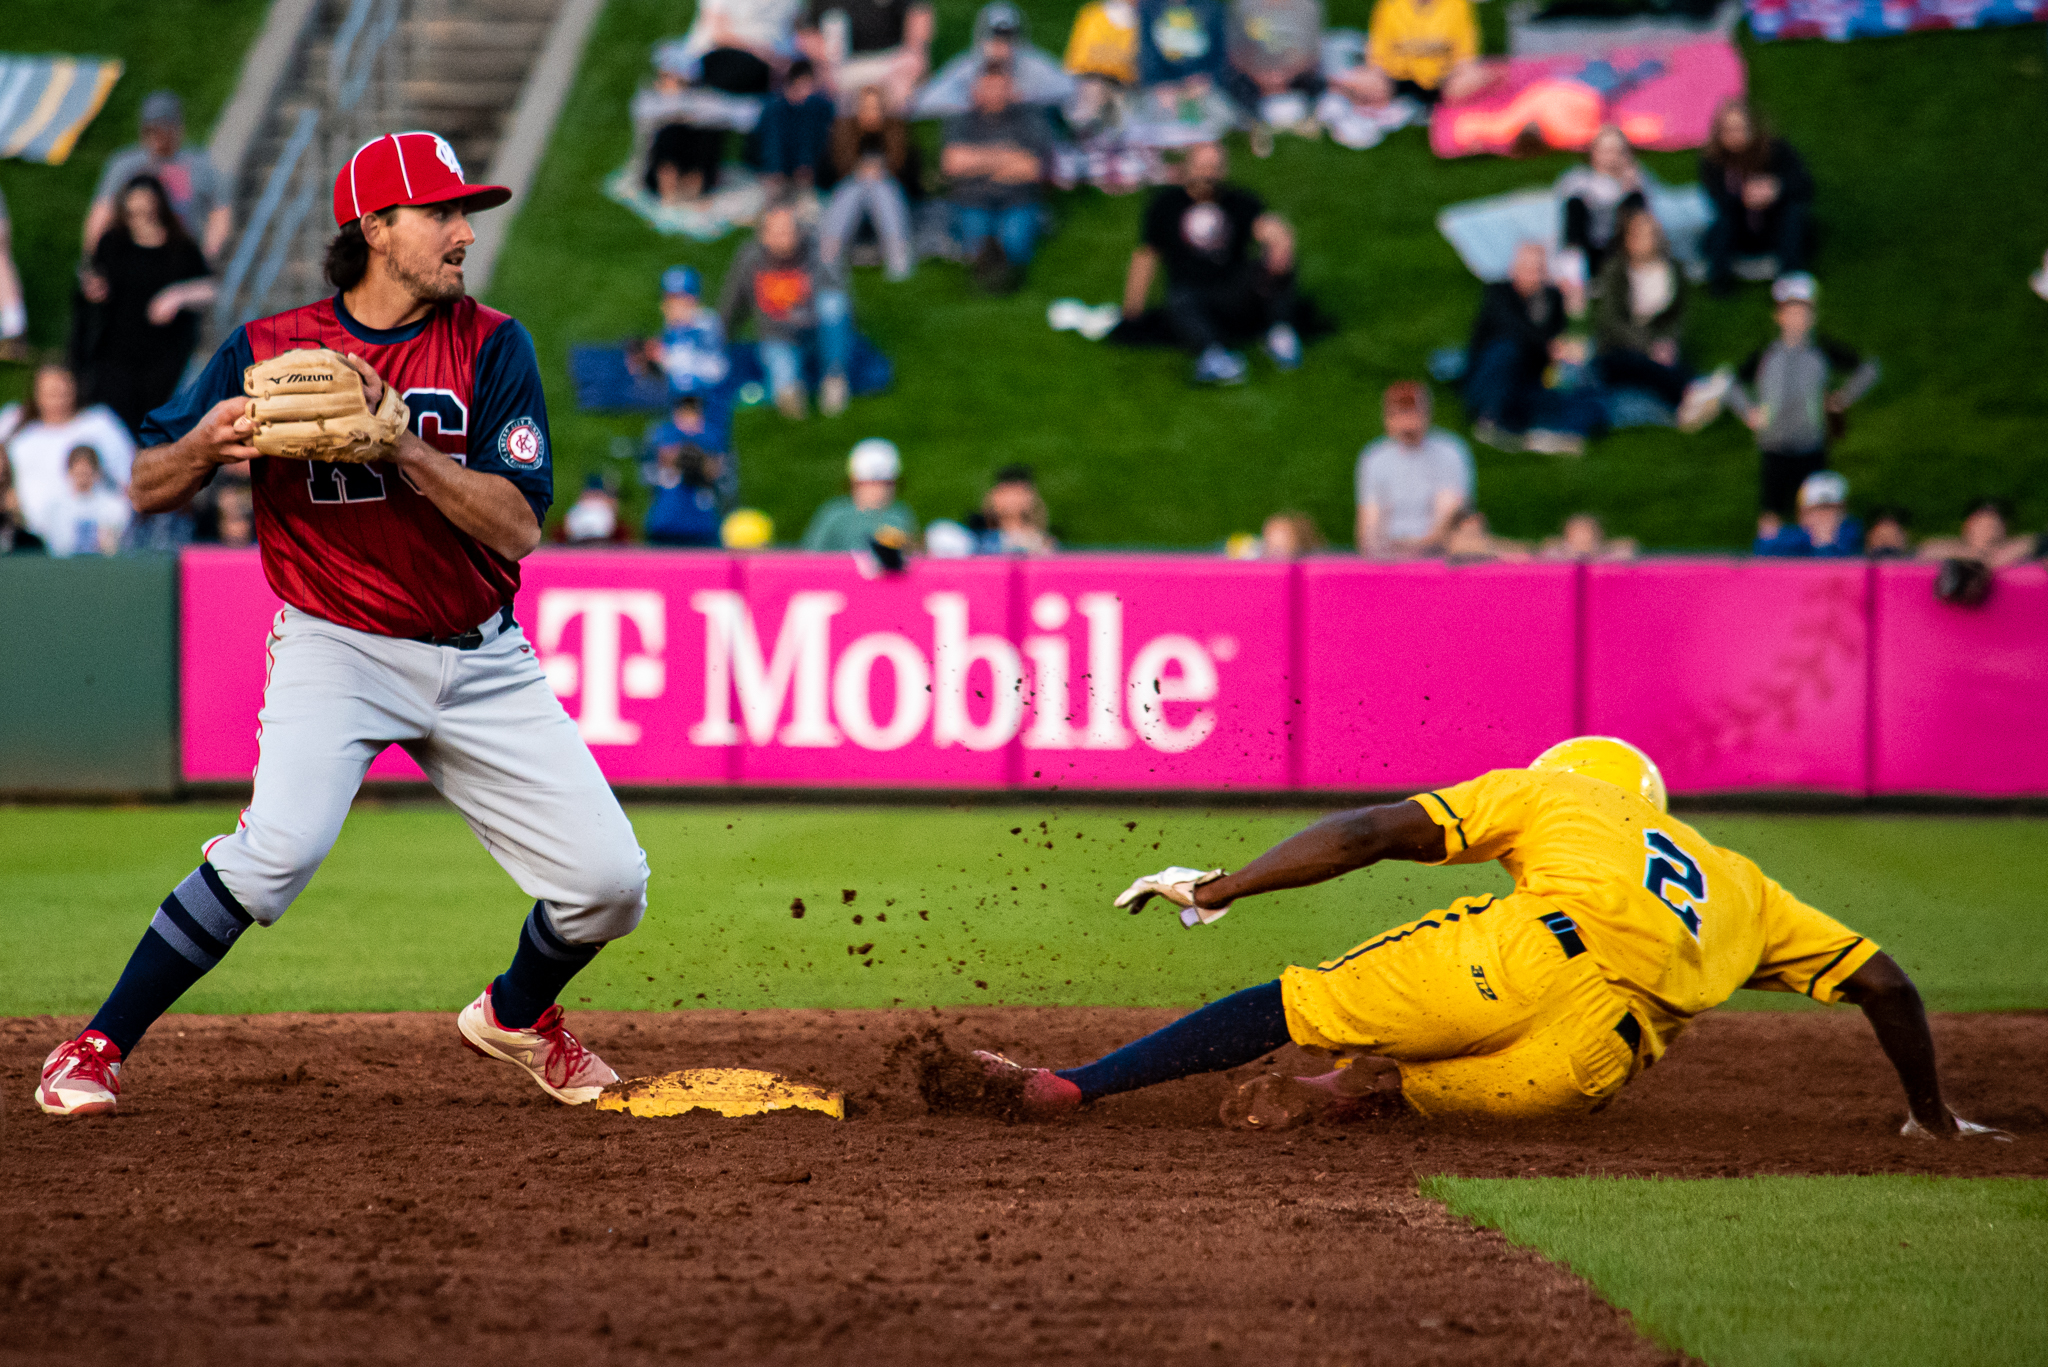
[1538,910,1587,959]
[1614,1012,1642,1053]
[413,605,515,650]
[1538,912,1644,1054]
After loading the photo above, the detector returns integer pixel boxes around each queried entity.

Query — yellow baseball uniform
[1279,768,1880,1118]
[1366,0,1477,91]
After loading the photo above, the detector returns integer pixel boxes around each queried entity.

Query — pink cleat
[457,986,618,1105]
[972,1049,1083,1119]
[37,1032,123,1117]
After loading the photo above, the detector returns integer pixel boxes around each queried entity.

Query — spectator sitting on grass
[718,200,854,419]
[41,446,130,558]
[1864,506,1912,559]
[1755,471,1862,558]
[1442,507,1528,564]
[1725,272,1878,521]
[802,438,919,550]
[1259,510,1325,559]
[915,3,1077,116]
[646,265,730,398]
[643,1,797,206]
[1915,499,2038,570]
[1137,0,1231,97]
[1593,206,1728,433]
[1063,0,1140,136]
[1226,0,1325,129]
[0,362,135,538]
[821,85,917,281]
[1125,141,1302,386]
[78,175,216,437]
[797,0,936,111]
[642,387,737,548]
[1699,99,1814,295]
[1354,381,1471,558]
[0,449,47,555]
[754,59,839,195]
[551,472,630,546]
[1538,511,1635,562]
[970,463,1057,554]
[941,64,1055,294]
[1347,0,1490,107]
[1465,240,1595,455]
[85,91,231,261]
[1556,125,1646,295]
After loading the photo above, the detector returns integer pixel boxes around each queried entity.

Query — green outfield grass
[1427,1175,2048,1367]
[484,1,2048,550]
[0,804,2040,1015]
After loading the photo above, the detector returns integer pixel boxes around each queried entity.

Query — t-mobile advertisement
[179,550,2048,796]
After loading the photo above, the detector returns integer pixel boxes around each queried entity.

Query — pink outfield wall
[178,549,2048,796]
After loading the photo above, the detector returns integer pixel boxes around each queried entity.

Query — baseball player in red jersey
[36,133,650,1117]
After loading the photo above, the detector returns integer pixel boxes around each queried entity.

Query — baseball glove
[242,347,409,463]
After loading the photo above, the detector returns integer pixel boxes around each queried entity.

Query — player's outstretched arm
[1192,800,1447,911]
[1838,952,2007,1140]
[131,398,259,513]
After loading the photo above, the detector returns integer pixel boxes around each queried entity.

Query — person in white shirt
[0,363,136,536]
[41,446,132,558]
[1354,381,1473,557]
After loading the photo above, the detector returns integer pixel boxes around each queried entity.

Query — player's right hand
[1114,867,1231,928]
[189,396,261,464]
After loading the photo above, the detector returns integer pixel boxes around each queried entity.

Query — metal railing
[206,0,408,340]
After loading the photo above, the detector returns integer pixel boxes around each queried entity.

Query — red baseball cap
[332,131,511,228]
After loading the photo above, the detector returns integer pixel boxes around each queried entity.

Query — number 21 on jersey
[1643,830,1707,937]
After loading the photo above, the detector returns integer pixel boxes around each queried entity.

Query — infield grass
[1426,1175,2048,1367]
[0,803,2041,1015]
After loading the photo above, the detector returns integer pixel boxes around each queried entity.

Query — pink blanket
[1429,38,1746,158]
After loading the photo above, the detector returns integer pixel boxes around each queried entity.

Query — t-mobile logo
[536,590,667,743]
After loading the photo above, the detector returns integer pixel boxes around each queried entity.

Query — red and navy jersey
[142,294,553,639]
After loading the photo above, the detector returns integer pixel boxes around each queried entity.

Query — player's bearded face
[382,205,474,302]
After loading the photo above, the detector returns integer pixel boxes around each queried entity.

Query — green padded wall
[0,554,179,795]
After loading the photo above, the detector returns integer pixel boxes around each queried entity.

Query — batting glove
[1900,1114,2014,1142]
[1114,867,1232,928]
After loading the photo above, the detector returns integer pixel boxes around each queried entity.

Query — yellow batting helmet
[1529,736,1668,812]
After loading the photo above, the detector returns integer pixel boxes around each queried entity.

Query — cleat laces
[57,1038,118,1091]
[528,1006,595,1088]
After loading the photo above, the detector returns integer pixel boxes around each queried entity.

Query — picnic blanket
[1746,0,2047,39]
[1429,37,1744,156]
[0,54,123,165]
[570,339,894,414]
[605,161,768,241]
[1436,176,1715,280]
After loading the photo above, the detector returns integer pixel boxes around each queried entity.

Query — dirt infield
[3,1009,2041,1366]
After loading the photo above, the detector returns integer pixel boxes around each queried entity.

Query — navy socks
[89,864,254,1057]
[1056,980,1293,1102]
[491,902,601,1029]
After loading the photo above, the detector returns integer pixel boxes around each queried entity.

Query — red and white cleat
[457,987,618,1105]
[37,1032,123,1117]
[972,1049,1083,1119]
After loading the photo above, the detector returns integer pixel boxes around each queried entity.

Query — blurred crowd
[3,10,2039,588]
[2,90,249,556]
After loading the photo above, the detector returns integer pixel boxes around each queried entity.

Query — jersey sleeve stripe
[1805,938,1865,998]
[1419,791,1469,852]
